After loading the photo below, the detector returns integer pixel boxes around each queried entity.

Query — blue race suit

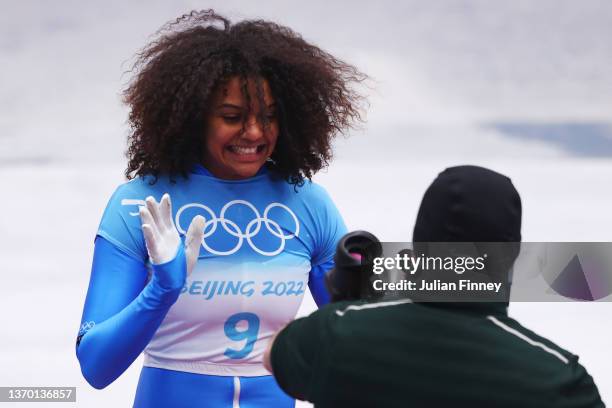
[76,165,346,407]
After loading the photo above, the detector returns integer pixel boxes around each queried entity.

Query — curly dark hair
[123,10,367,185]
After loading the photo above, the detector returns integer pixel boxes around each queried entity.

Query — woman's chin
[224,162,265,180]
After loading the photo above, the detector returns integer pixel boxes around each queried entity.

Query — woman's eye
[222,116,242,124]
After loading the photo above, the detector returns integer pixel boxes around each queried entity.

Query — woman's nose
[242,117,264,140]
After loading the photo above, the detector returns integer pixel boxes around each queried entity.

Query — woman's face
[203,77,278,180]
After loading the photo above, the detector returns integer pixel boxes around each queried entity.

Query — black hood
[413,165,521,243]
[413,165,522,314]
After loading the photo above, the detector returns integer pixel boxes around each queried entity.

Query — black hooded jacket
[270,165,604,408]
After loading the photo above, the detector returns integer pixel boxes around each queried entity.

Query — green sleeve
[270,307,336,401]
[563,359,605,408]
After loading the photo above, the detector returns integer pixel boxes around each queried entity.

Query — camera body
[325,230,384,302]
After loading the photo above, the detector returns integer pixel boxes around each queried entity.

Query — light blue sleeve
[306,184,348,307]
[77,181,186,389]
[77,236,186,389]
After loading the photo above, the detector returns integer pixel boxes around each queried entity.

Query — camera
[325,230,384,302]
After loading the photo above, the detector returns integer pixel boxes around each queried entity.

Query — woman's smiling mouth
[227,144,268,160]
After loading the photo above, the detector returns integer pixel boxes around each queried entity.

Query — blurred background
[1,0,610,406]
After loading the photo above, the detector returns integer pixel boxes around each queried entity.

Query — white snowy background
[0,1,611,406]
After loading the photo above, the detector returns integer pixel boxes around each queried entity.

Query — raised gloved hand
[139,194,205,290]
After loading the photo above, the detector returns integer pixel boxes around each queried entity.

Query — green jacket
[271,299,604,408]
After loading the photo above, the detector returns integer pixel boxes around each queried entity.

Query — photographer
[263,165,604,407]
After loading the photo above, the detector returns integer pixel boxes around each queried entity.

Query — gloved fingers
[185,215,205,250]
[159,193,175,232]
[145,196,162,228]
[139,206,160,239]
[185,215,205,275]
[142,224,160,261]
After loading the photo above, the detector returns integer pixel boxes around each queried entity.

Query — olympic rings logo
[78,321,96,336]
[122,198,300,257]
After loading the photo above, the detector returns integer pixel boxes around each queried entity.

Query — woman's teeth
[230,145,263,154]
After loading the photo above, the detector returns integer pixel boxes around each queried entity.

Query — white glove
[139,194,205,276]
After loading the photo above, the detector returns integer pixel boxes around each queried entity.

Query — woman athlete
[76,10,365,408]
